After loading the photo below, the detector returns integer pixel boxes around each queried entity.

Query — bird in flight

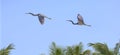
[67,13,91,27]
[26,12,52,25]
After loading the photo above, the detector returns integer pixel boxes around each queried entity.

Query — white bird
[26,12,51,25]
[67,13,91,27]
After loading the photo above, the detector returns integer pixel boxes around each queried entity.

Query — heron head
[66,20,73,22]
[77,13,80,16]
[25,12,31,14]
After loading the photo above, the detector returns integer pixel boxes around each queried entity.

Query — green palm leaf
[0,44,14,55]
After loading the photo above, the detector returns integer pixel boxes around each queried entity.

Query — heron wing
[38,16,44,25]
[77,15,85,24]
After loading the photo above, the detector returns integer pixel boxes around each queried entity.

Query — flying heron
[67,14,91,27]
[26,12,52,25]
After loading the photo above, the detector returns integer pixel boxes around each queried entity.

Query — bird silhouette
[67,13,91,27]
[26,12,51,25]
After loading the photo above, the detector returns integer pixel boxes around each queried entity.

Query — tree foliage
[49,41,120,55]
[0,44,14,55]
[1,41,120,55]
[49,42,92,55]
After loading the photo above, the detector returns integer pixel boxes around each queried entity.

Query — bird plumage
[67,13,91,27]
[77,14,85,25]
[26,12,51,25]
[38,15,45,25]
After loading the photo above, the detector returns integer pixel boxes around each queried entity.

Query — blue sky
[1,0,120,55]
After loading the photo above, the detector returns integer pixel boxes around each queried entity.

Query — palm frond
[88,42,113,55]
[50,42,64,55]
[0,44,14,55]
[83,50,91,55]
[114,40,120,55]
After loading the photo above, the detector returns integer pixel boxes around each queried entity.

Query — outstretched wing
[77,14,91,26]
[38,16,44,25]
[77,14,85,24]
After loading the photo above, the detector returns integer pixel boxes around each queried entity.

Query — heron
[67,14,91,27]
[26,12,52,25]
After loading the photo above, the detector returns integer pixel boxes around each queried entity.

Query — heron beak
[66,20,71,22]
[48,18,52,20]
[25,12,32,14]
